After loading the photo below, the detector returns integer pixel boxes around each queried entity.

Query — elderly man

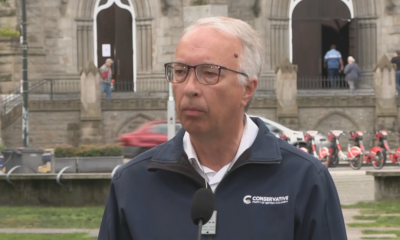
[98,17,346,240]
[100,58,113,100]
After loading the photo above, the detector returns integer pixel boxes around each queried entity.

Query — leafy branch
[0,24,20,38]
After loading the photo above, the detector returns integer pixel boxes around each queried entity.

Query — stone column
[275,58,299,129]
[79,61,104,145]
[269,19,289,69]
[136,17,153,73]
[374,55,398,132]
[358,19,377,70]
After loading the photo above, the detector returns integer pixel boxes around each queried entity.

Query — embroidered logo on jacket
[243,195,289,205]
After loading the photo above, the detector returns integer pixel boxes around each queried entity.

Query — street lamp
[167,83,176,140]
[21,0,29,147]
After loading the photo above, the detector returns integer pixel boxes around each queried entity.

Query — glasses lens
[197,64,220,85]
[166,63,188,83]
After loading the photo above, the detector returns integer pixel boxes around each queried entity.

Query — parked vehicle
[350,131,385,169]
[326,130,363,169]
[376,130,400,167]
[253,116,306,147]
[304,130,330,165]
[279,132,308,152]
[119,120,182,158]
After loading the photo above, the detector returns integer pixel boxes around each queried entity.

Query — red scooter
[350,131,385,169]
[376,130,400,167]
[327,130,363,169]
[304,131,329,166]
[279,132,308,153]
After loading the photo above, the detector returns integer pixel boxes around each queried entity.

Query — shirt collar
[183,114,259,170]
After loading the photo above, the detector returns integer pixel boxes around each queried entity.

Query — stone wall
[2,95,398,148]
[1,0,395,88]
[0,176,111,206]
[2,110,81,148]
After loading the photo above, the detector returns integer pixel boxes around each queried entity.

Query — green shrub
[0,145,6,152]
[54,145,122,158]
[54,146,76,158]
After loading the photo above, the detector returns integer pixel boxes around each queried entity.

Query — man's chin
[181,121,206,135]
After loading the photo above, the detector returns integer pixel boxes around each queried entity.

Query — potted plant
[76,144,123,173]
[53,146,78,173]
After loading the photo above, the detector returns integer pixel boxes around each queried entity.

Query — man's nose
[183,68,200,96]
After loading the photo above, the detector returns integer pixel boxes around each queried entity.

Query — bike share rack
[5,165,35,191]
[56,166,73,191]
[111,165,121,178]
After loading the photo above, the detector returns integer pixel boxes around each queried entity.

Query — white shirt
[183,114,259,192]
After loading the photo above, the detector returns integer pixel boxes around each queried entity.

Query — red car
[119,120,182,158]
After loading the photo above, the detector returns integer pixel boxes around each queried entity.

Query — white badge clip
[201,211,217,235]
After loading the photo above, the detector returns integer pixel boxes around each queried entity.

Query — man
[99,17,347,240]
[100,58,113,100]
[324,44,344,88]
[391,50,400,94]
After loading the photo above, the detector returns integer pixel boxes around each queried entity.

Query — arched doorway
[291,0,355,82]
[94,0,136,91]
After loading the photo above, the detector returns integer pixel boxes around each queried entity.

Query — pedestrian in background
[100,58,113,100]
[390,50,400,94]
[344,56,361,95]
[324,44,344,88]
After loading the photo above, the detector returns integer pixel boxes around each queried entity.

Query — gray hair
[106,58,113,64]
[348,56,355,63]
[184,17,264,86]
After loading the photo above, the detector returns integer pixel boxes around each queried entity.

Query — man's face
[173,27,256,136]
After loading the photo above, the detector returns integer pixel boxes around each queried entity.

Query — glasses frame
[164,62,249,85]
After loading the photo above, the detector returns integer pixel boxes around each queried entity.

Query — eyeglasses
[164,62,249,85]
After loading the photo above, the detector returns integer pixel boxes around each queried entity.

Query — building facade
[0,0,399,91]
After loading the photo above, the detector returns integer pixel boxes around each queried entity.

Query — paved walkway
[329,169,375,205]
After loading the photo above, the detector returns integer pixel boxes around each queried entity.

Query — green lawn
[0,233,96,240]
[342,201,400,214]
[348,216,400,228]
[361,230,400,240]
[342,200,400,229]
[0,206,104,229]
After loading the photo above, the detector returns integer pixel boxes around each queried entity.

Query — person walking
[344,56,361,95]
[98,17,346,240]
[324,44,344,88]
[100,58,113,100]
[391,50,400,94]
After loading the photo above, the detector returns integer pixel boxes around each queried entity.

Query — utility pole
[167,83,176,140]
[21,0,29,147]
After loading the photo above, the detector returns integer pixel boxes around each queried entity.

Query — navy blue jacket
[99,117,347,240]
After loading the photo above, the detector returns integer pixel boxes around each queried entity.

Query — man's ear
[242,78,257,108]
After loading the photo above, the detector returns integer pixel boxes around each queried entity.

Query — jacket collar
[149,117,282,165]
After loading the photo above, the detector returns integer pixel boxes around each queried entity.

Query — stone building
[0,0,400,91]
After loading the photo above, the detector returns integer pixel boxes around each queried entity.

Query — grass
[0,233,96,240]
[343,200,400,228]
[348,216,400,227]
[361,230,400,240]
[342,200,400,214]
[353,215,380,220]
[0,206,104,229]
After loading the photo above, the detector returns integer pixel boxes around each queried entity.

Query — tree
[0,0,20,38]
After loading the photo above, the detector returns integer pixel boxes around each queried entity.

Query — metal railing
[297,76,375,90]
[1,79,80,115]
[297,77,349,89]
